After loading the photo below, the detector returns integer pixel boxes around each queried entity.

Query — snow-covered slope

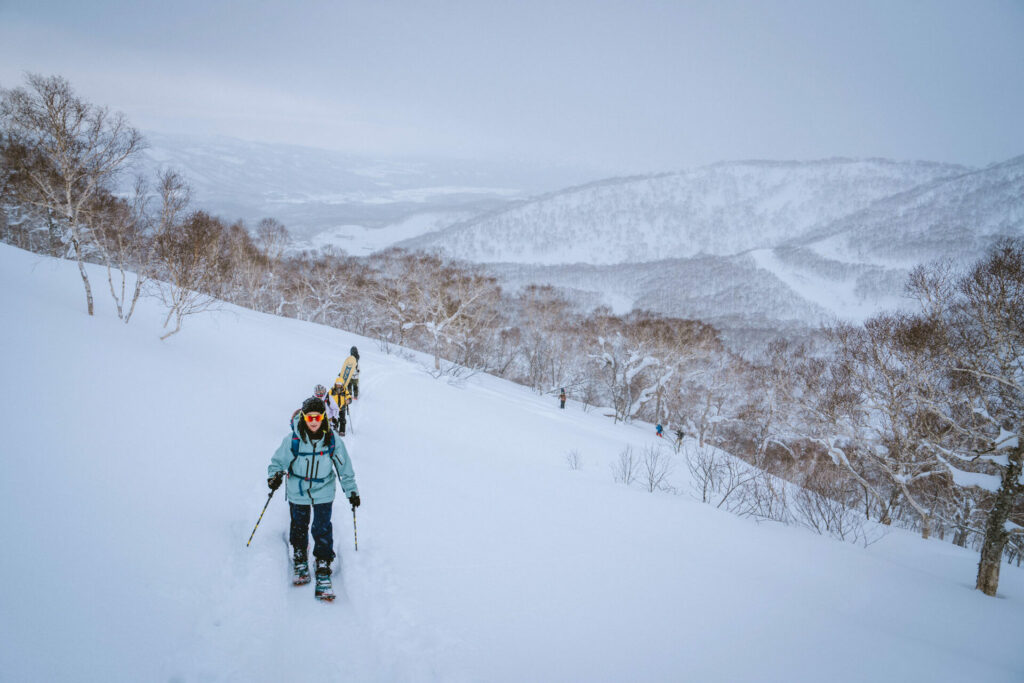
[3,243,1023,682]
[397,159,967,265]
[484,247,920,342]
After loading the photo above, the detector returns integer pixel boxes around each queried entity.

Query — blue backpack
[286,415,337,495]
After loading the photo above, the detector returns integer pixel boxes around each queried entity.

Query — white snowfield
[1,243,1022,683]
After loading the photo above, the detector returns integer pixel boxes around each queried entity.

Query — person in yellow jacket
[329,377,352,436]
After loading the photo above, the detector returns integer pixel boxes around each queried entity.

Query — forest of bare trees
[2,73,1021,597]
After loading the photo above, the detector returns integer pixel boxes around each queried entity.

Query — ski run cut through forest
[1,242,1023,682]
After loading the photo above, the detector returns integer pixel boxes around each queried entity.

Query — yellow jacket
[330,381,351,409]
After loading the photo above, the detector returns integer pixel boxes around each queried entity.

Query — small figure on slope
[267,396,361,601]
[656,422,664,438]
[559,387,566,409]
[348,346,360,400]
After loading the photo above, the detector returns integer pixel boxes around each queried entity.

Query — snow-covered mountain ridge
[798,154,1024,265]
[396,158,969,265]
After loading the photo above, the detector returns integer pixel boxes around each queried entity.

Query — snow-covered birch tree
[153,210,223,340]
[0,73,143,315]
[591,332,664,423]
[897,242,1024,596]
[828,316,950,538]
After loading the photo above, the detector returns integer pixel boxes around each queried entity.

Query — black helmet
[301,397,326,415]
[350,346,359,359]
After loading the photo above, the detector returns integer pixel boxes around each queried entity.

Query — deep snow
[1,243,1022,682]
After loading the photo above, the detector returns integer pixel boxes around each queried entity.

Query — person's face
[303,412,324,433]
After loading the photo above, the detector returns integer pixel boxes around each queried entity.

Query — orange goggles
[303,412,324,423]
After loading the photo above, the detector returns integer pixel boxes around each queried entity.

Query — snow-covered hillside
[485,250,897,335]
[396,156,1024,334]
[3,243,1023,682]
[800,154,1024,266]
[397,159,967,265]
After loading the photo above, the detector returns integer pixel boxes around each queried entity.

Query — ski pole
[347,402,355,435]
[352,505,359,551]
[246,489,276,547]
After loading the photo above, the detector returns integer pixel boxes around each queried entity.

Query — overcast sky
[2,0,1022,175]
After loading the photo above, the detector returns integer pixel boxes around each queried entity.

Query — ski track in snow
[747,248,865,321]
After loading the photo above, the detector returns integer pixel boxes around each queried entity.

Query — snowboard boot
[292,547,311,586]
[314,557,335,602]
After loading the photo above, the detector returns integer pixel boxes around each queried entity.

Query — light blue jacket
[268,415,358,505]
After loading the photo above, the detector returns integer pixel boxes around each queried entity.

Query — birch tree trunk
[976,449,1023,596]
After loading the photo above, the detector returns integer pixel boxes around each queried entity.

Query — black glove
[268,472,284,491]
[348,492,361,508]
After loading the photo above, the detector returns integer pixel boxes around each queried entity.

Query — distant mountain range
[395,158,969,264]
[135,133,1024,344]
[398,156,1024,341]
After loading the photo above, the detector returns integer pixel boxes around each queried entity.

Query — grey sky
[2,0,1022,175]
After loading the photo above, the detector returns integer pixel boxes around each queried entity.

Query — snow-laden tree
[513,284,578,392]
[590,329,669,424]
[0,74,143,315]
[254,217,290,264]
[153,210,224,340]
[369,252,420,348]
[289,249,352,326]
[226,235,271,313]
[370,251,502,372]
[412,263,501,373]
[734,340,810,471]
[602,312,723,426]
[827,316,950,538]
[896,241,1024,596]
[85,179,149,322]
[676,351,738,448]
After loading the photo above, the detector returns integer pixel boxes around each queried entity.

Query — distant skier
[674,428,685,447]
[559,388,566,409]
[348,346,360,399]
[656,422,664,438]
[267,396,360,601]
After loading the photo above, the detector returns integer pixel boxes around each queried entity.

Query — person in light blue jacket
[268,396,360,584]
